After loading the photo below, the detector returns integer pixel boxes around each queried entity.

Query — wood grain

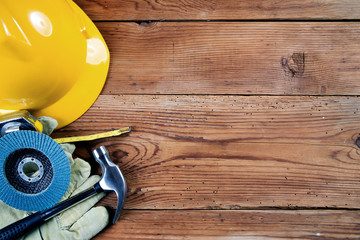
[57,3,360,236]
[54,95,360,209]
[99,139,360,209]
[96,22,360,95]
[74,0,360,21]
[94,210,360,239]
[58,95,360,146]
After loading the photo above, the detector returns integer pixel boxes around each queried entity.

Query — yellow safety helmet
[0,0,109,129]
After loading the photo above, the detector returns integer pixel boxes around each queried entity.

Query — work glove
[0,117,109,240]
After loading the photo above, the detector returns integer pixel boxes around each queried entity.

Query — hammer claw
[92,146,127,224]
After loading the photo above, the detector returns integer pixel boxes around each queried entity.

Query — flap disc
[0,131,70,211]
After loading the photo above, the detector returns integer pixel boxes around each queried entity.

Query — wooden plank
[96,22,360,95]
[95,210,360,239]
[54,95,360,209]
[74,0,360,21]
[80,138,360,209]
[58,95,360,146]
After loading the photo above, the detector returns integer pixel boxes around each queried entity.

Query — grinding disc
[0,130,70,211]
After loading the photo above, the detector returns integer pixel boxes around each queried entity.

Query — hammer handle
[0,212,43,240]
[0,183,102,240]
[42,183,102,221]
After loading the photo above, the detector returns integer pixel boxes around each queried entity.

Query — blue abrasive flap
[0,131,70,211]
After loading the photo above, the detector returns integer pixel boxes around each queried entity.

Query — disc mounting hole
[6,148,53,193]
[16,157,45,183]
[23,162,40,178]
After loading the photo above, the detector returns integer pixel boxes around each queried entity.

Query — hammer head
[92,146,127,224]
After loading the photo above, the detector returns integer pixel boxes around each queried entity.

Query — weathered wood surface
[96,22,360,95]
[74,0,360,21]
[94,210,360,239]
[54,95,360,209]
[60,95,360,146]
[59,1,360,239]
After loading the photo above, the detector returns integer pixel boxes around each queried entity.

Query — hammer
[0,146,127,240]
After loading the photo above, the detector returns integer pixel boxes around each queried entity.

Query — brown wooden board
[54,95,360,209]
[74,0,360,21]
[94,210,360,239]
[95,22,360,95]
[58,95,360,146]
[50,2,360,237]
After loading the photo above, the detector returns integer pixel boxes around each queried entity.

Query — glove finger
[37,116,58,135]
[60,144,75,167]
[57,175,106,227]
[23,228,42,240]
[0,202,40,240]
[38,207,108,240]
[69,206,109,240]
[60,143,76,166]
[72,174,100,196]
[0,201,28,228]
[60,158,91,201]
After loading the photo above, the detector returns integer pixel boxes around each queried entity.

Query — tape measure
[54,127,131,144]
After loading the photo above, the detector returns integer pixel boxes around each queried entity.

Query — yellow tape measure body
[54,127,131,144]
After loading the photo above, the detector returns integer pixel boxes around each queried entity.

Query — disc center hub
[17,157,44,182]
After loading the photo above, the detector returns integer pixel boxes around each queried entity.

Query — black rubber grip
[0,185,100,240]
[0,212,44,240]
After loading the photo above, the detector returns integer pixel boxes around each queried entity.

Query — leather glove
[0,117,109,240]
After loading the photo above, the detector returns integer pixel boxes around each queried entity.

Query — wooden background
[56,0,360,239]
